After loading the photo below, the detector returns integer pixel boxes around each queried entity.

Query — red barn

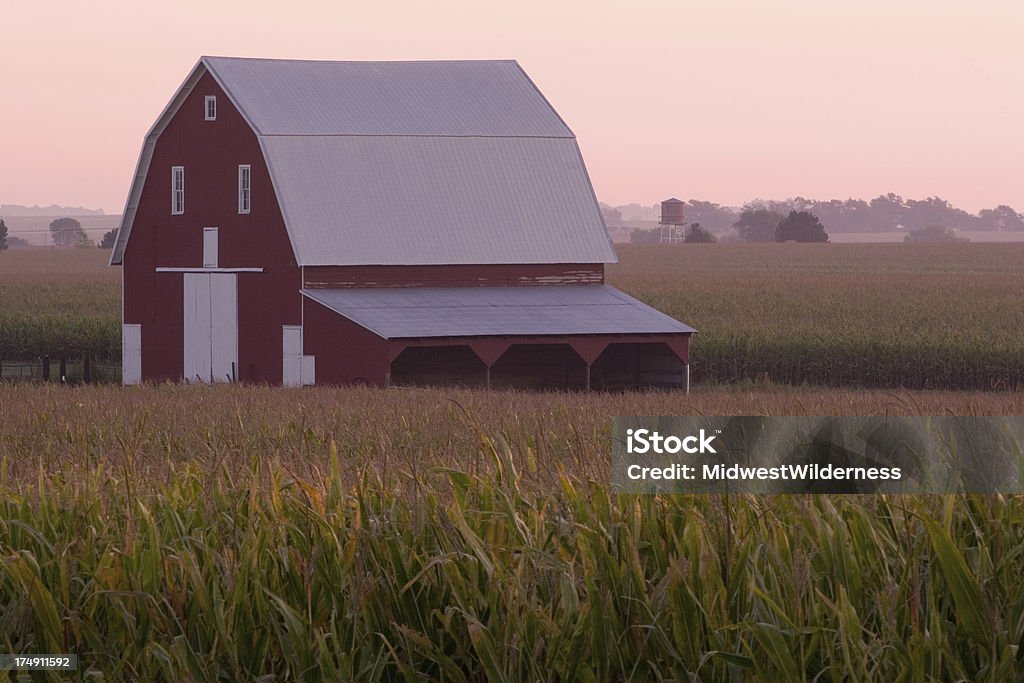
[110,57,695,389]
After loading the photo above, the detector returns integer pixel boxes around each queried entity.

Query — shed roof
[302,285,696,339]
[111,57,615,266]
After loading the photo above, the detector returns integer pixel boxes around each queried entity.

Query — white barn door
[183,274,212,382]
[209,274,238,382]
[282,325,302,387]
[184,273,238,383]
[122,324,142,385]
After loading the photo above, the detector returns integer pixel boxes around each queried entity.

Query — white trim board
[156,267,263,273]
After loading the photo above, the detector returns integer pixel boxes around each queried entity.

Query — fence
[0,355,121,384]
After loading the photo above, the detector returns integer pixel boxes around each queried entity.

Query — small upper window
[238,164,251,214]
[171,166,184,215]
[204,96,217,121]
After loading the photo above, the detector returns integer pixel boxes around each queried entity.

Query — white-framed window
[204,96,217,121]
[171,166,184,215]
[238,164,251,214]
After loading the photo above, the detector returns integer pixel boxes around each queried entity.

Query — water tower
[659,198,686,244]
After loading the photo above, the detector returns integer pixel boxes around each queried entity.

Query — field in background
[612,243,1024,389]
[829,230,1024,243]
[2,244,1024,389]
[0,248,119,361]
[2,383,1024,679]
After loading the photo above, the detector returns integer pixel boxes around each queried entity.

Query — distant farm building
[111,57,695,389]
[659,198,686,243]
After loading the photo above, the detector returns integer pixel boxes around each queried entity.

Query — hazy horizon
[3,1,1021,215]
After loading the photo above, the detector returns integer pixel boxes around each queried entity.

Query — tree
[599,204,623,227]
[868,193,905,231]
[49,217,91,247]
[978,205,1024,231]
[99,228,117,249]
[629,227,660,244]
[734,209,784,242]
[0,218,7,251]
[684,223,716,243]
[775,210,829,243]
[683,200,737,233]
[904,224,964,243]
[902,196,974,232]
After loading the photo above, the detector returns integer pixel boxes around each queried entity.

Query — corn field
[0,249,119,360]
[609,243,1024,391]
[4,243,1024,388]
[2,384,1024,679]
[5,456,1024,680]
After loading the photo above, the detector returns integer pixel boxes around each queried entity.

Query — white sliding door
[184,273,238,383]
[183,273,212,382]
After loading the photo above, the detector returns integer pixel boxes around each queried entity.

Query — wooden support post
[685,363,690,394]
[485,365,491,390]
[83,355,91,384]
[384,371,391,388]
[60,357,67,383]
[585,364,592,391]
[42,355,50,382]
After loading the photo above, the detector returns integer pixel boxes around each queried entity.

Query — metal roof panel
[262,136,616,266]
[203,57,573,137]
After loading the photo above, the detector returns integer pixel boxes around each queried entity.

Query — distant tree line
[604,195,1024,236]
[730,209,830,243]
[741,195,1023,233]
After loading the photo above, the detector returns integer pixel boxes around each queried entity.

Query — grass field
[1,383,1024,679]
[3,243,1024,389]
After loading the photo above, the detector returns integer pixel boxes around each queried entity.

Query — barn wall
[303,298,391,385]
[303,264,604,288]
[122,70,301,383]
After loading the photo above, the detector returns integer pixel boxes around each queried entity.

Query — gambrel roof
[111,57,616,267]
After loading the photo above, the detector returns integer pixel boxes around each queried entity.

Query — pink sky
[2,1,1021,214]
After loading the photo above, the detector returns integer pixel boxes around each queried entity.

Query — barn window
[203,227,218,268]
[238,165,251,214]
[204,96,217,121]
[171,166,184,215]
